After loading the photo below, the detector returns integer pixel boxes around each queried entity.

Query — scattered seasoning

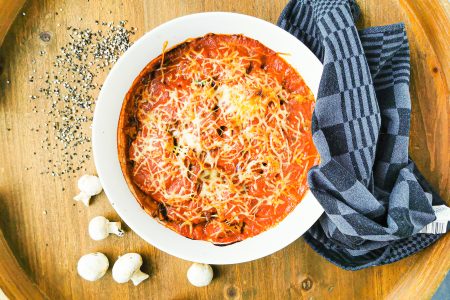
[31,20,136,178]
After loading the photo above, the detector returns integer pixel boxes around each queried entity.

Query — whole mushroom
[187,263,213,287]
[77,252,109,281]
[73,175,103,206]
[88,216,124,240]
[112,253,149,286]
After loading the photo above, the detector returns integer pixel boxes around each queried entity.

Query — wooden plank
[0,0,448,299]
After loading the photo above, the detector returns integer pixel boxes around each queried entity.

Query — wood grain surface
[0,0,26,45]
[0,0,448,299]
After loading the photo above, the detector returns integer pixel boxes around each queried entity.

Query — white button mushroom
[77,252,109,281]
[112,253,149,286]
[88,216,125,240]
[73,175,103,206]
[187,263,213,287]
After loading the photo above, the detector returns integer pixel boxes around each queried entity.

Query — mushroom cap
[78,175,103,196]
[88,216,109,240]
[112,253,144,283]
[187,263,213,287]
[77,252,109,281]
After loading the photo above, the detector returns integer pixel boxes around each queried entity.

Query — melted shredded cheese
[128,36,318,242]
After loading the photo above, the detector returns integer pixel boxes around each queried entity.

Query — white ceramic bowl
[93,12,324,264]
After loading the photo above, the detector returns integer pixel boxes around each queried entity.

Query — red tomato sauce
[118,34,319,244]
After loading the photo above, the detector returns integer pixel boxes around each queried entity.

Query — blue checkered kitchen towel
[278,0,449,270]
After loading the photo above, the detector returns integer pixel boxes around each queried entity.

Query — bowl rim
[93,11,324,264]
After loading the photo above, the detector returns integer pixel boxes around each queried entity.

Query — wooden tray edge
[388,0,450,298]
[0,229,47,299]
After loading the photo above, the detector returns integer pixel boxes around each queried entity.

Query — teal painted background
[433,272,450,300]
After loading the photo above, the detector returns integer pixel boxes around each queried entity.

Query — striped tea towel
[278,0,449,270]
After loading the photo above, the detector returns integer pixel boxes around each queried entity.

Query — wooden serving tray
[0,0,448,299]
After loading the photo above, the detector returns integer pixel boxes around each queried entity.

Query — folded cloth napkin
[278,0,449,270]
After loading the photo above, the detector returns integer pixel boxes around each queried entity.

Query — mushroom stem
[130,269,149,286]
[107,222,125,237]
[74,191,91,206]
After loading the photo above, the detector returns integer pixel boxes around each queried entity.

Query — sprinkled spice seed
[31,20,136,178]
